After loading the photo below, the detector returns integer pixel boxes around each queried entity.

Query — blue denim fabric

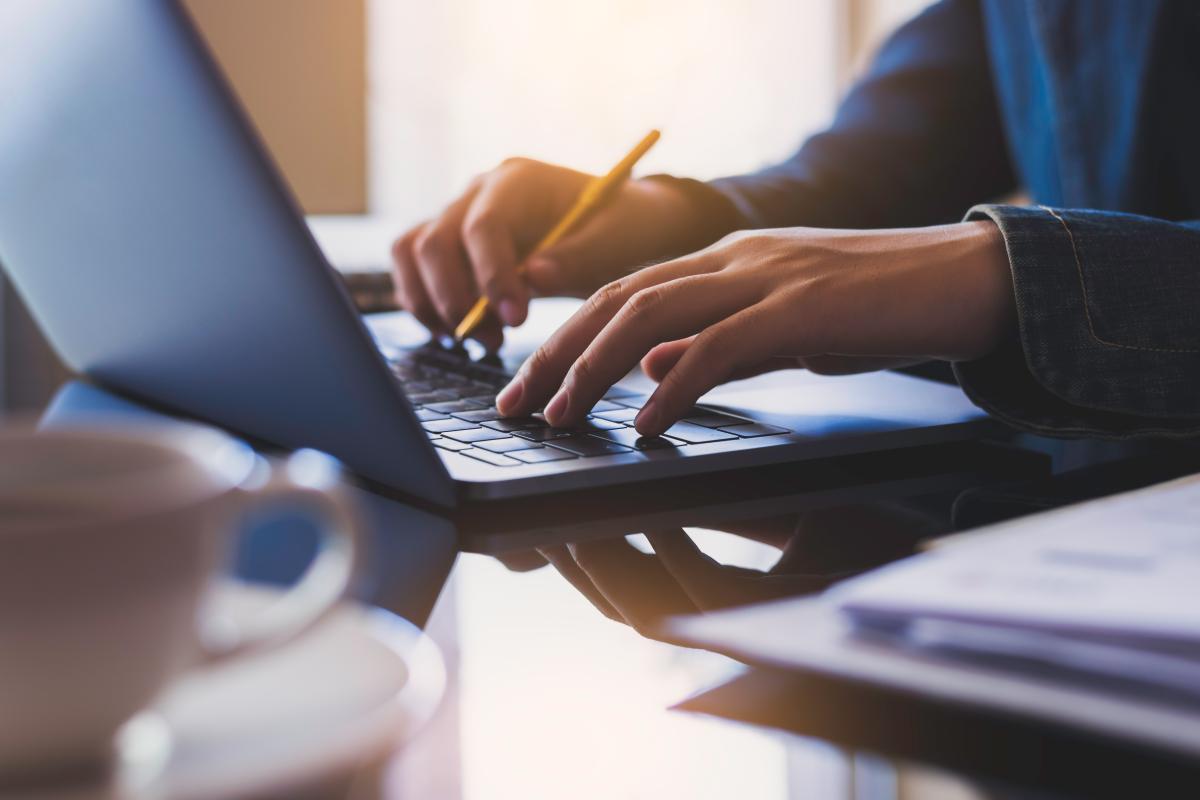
[704,0,1200,437]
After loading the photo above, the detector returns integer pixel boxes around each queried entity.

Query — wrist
[636,175,746,254]
[946,220,1017,360]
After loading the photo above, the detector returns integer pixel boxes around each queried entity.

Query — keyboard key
[684,411,752,428]
[443,427,511,443]
[603,386,640,401]
[452,407,506,422]
[481,417,542,432]
[582,416,624,430]
[592,407,640,424]
[719,422,791,437]
[415,408,449,422]
[459,448,521,467]
[659,421,738,444]
[477,437,542,454]
[425,400,487,414]
[461,394,498,406]
[612,394,650,409]
[408,391,459,405]
[591,428,683,450]
[422,418,480,433]
[512,426,575,442]
[588,400,624,414]
[545,436,634,457]
[433,438,472,452]
[511,447,577,464]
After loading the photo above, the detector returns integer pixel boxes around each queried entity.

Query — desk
[32,380,1196,800]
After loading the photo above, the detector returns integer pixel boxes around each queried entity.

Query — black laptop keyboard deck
[386,345,790,468]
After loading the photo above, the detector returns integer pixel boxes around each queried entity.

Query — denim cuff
[953,204,1200,438]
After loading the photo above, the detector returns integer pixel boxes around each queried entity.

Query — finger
[640,337,692,381]
[537,544,624,624]
[635,300,793,436]
[495,253,721,417]
[413,186,483,332]
[391,226,444,335]
[461,172,531,328]
[492,549,549,572]
[542,273,759,426]
[645,530,775,612]
[642,338,803,384]
[471,314,505,354]
[643,530,733,612]
[567,538,698,634]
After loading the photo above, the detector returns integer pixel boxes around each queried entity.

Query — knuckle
[569,353,596,383]
[625,286,665,318]
[526,346,553,377]
[719,229,750,248]
[390,237,408,264]
[499,155,533,172]
[461,208,499,240]
[693,325,735,363]
[414,229,451,264]
[391,228,420,263]
[589,278,630,314]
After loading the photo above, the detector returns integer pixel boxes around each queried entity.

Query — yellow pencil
[453,129,661,341]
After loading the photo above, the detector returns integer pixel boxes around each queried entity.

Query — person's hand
[536,531,835,637]
[532,503,947,639]
[496,221,1014,433]
[390,159,716,349]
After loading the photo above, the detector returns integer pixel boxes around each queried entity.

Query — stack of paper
[670,473,1200,754]
[828,474,1200,702]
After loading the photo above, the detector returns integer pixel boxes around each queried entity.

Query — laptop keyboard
[384,345,790,468]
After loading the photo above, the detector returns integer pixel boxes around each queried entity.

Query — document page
[832,474,1200,651]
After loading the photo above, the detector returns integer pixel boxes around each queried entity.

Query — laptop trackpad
[700,370,986,438]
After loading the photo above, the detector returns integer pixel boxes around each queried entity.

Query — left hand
[495,221,1014,435]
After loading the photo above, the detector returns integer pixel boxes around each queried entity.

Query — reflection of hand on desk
[506,501,948,639]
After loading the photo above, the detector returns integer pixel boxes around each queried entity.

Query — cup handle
[199,450,364,665]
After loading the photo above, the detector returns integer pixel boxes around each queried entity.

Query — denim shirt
[707,0,1200,438]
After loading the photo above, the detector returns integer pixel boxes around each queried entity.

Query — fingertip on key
[634,398,661,436]
[496,379,524,415]
[543,389,569,426]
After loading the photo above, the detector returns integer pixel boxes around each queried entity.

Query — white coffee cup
[0,424,364,779]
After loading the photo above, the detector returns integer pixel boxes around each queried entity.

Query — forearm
[709,0,1014,231]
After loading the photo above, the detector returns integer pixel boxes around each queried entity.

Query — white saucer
[9,583,445,800]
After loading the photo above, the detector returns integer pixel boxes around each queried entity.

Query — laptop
[0,0,992,507]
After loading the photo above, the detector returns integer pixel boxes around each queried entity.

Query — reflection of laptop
[0,1,992,506]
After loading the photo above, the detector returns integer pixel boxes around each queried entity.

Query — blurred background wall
[0,0,930,412]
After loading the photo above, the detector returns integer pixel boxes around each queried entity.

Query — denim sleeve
[708,0,1015,230]
[954,205,1200,438]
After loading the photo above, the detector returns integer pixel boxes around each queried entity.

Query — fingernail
[544,388,569,424]
[496,379,524,413]
[497,299,522,327]
[635,398,660,434]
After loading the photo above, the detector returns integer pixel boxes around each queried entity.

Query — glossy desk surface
[31,378,1200,800]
